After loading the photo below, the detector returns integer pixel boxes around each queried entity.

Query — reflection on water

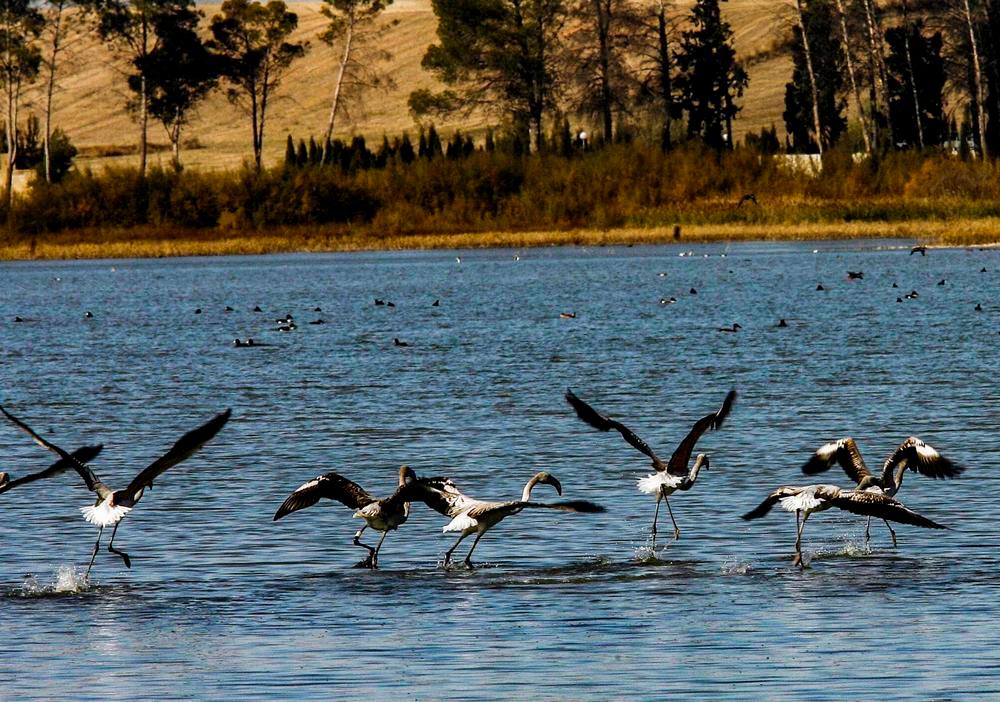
[1,242,998,699]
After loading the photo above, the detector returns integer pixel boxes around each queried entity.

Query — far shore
[2,220,999,261]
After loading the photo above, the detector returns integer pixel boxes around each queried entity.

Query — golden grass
[3,218,997,261]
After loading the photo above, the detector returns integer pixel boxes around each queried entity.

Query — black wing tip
[560,499,606,513]
[801,456,829,475]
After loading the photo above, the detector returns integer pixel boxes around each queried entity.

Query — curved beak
[545,475,563,496]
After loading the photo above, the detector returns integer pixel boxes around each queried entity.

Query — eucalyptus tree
[134,6,218,170]
[320,0,398,146]
[0,0,42,208]
[39,0,79,183]
[886,21,945,149]
[82,0,199,176]
[210,0,308,170]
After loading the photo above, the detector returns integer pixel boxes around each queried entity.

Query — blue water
[1,241,997,700]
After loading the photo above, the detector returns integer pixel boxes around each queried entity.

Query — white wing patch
[443,513,478,533]
[779,491,824,513]
[294,478,322,494]
[915,441,940,460]
[81,501,132,526]
[637,472,682,495]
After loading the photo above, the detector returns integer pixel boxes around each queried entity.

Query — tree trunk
[656,0,672,151]
[591,0,613,142]
[3,85,16,212]
[324,13,355,146]
[139,15,149,177]
[43,0,66,184]
[795,0,823,154]
[832,0,870,153]
[900,1,924,149]
[963,0,988,158]
[171,107,182,171]
[861,0,892,147]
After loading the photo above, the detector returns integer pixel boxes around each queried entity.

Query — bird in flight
[0,406,231,576]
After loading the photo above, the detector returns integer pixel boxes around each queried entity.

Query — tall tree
[565,0,639,143]
[39,0,77,183]
[793,0,823,154]
[860,0,891,148]
[0,0,42,209]
[411,0,566,152]
[210,0,308,171]
[886,21,945,149]
[783,0,846,152]
[961,0,988,156]
[134,5,218,170]
[83,0,193,177]
[320,0,397,146]
[675,0,746,149]
[831,0,869,152]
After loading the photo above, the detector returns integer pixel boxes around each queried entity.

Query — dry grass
[3,218,997,261]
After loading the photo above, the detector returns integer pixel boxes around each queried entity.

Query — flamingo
[801,436,962,546]
[0,406,231,575]
[414,472,604,568]
[565,388,736,541]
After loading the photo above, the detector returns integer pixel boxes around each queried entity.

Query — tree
[38,0,78,183]
[132,4,218,170]
[83,0,195,177]
[886,21,945,149]
[675,0,746,149]
[210,0,308,171]
[0,0,42,210]
[320,0,397,146]
[783,0,847,153]
[564,0,639,143]
[831,0,870,152]
[412,0,566,152]
[637,0,678,151]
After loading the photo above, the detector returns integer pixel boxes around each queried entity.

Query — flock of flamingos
[0,383,963,576]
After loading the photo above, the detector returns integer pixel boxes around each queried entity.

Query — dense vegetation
[4,135,1000,245]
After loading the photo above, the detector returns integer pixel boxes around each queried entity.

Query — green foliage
[210,0,309,169]
[675,0,746,150]
[417,0,563,149]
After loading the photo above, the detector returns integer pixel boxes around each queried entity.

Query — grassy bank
[3,217,998,261]
[4,144,1000,260]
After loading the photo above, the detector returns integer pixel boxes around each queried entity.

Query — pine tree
[675,0,747,149]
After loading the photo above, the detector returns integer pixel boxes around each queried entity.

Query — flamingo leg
[793,512,809,569]
[107,522,131,568]
[864,516,872,548]
[665,498,680,540]
[352,525,376,568]
[463,530,487,569]
[651,492,662,537]
[371,530,389,569]
[86,526,104,577]
[883,519,897,547]
[444,532,469,567]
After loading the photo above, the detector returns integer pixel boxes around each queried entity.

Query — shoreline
[2,219,999,261]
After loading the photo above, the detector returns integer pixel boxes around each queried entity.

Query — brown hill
[32,0,793,172]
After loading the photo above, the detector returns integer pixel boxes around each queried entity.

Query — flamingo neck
[687,455,708,484]
[521,475,542,502]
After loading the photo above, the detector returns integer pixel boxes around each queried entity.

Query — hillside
[31,0,794,172]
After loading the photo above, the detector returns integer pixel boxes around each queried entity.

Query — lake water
[1,241,997,700]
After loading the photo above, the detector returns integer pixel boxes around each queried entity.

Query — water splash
[14,566,91,598]
[721,558,753,576]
